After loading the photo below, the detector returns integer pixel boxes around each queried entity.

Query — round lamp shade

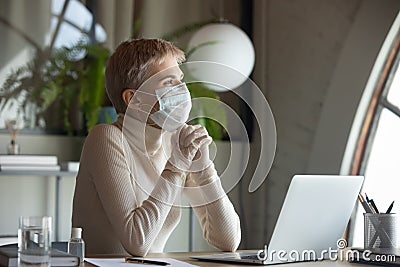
[186,22,255,91]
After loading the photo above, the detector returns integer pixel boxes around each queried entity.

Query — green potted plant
[0,41,109,135]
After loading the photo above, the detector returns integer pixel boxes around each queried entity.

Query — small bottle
[68,228,85,264]
[7,140,20,155]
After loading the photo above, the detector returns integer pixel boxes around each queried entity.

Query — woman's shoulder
[88,124,121,138]
[79,124,126,176]
[84,124,123,147]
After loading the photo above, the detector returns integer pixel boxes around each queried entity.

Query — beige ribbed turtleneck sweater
[72,116,241,256]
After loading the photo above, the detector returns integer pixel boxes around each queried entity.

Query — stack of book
[0,155,60,171]
[0,243,79,267]
[60,161,80,172]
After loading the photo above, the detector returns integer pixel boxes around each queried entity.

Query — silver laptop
[191,175,364,265]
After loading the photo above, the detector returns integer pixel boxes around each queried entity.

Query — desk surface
[86,251,380,267]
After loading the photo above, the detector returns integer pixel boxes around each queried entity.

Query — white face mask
[150,83,192,131]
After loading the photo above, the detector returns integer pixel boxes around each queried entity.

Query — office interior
[1,0,400,253]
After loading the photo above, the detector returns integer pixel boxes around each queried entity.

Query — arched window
[347,13,400,247]
[50,0,106,50]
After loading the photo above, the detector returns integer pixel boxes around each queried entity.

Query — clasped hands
[165,124,213,175]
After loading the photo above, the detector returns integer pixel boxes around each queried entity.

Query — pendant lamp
[186,21,255,91]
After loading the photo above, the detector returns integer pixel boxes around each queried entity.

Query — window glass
[50,0,106,49]
[352,108,400,246]
[51,0,66,15]
[387,60,400,109]
[50,18,90,49]
[55,0,93,30]
[363,108,400,204]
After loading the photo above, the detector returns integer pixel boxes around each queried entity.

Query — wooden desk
[86,251,376,266]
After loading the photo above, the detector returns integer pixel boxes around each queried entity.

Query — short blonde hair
[105,38,185,113]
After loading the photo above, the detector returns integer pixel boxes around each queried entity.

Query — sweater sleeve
[184,164,241,251]
[82,125,184,256]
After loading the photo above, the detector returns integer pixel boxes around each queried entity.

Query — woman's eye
[164,79,174,86]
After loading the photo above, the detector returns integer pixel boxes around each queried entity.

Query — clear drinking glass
[364,213,399,249]
[18,216,52,267]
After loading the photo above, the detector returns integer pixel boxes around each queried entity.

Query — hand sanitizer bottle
[68,228,85,264]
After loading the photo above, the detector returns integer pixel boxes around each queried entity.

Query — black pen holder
[364,213,399,249]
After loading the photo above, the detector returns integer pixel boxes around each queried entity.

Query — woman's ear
[122,89,136,106]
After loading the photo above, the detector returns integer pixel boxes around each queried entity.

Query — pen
[365,194,379,213]
[370,200,379,213]
[365,193,370,203]
[125,257,171,266]
[358,194,374,213]
[386,201,394,214]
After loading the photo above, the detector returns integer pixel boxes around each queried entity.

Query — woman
[72,38,241,256]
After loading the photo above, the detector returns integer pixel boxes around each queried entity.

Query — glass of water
[18,216,52,267]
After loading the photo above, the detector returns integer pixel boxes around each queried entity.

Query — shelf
[0,170,77,176]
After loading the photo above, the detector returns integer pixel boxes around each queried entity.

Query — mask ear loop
[128,88,158,111]
[121,88,157,125]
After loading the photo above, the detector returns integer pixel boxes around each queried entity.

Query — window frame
[351,34,400,175]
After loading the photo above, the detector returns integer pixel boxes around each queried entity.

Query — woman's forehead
[139,62,183,93]
[149,54,182,77]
